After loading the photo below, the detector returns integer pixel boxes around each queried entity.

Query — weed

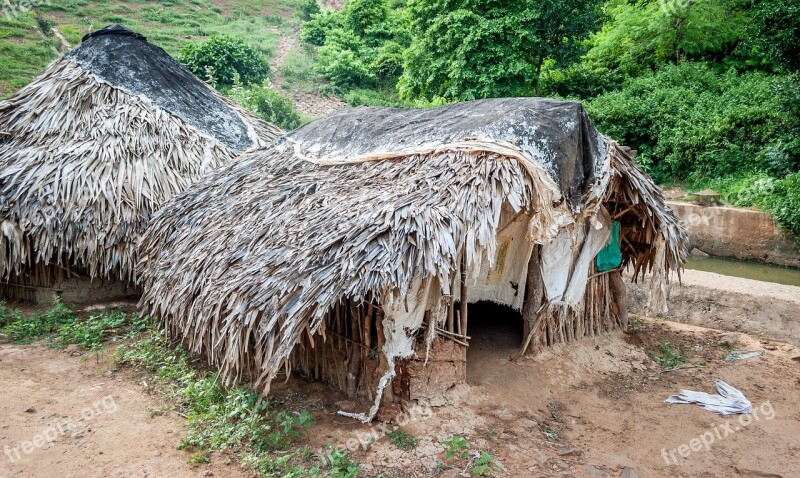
[649,339,687,370]
[442,434,469,460]
[55,311,129,350]
[385,427,418,450]
[1,298,76,343]
[471,451,501,476]
[188,451,210,465]
[325,447,359,478]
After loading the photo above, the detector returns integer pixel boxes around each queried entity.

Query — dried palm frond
[0,26,282,286]
[137,99,687,403]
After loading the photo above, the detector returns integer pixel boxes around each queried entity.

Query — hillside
[0,0,334,109]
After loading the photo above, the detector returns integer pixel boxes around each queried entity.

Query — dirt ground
[2,308,799,477]
[628,269,800,346]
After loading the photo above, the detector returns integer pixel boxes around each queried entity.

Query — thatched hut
[0,25,281,303]
[138,98,687,421]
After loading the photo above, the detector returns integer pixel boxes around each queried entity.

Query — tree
[397,0,602,102]
[583,0,747,77]
[178,35,270,88]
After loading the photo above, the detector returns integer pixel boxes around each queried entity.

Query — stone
[557,446,576,456]
[690,248,710,257]
[584,464,607,478]
[24,407,36,413]
[620,467,639,478]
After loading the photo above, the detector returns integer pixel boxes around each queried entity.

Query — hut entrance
[465,300,523,384]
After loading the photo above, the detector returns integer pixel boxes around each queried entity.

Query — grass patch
[115,325,322,477]
[0,299,145,350]
[649,338,687,371]
[385,427,418,450]
[0,0,307,99]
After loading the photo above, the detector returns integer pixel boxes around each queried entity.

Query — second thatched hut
[138,98,687,421]
[0,25,282,302]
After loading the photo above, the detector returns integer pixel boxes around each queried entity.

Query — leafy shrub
[316,28,375,89]
[178,35,270,88]
[763,172,800,236]
[586,63,800,182]
[2,298,76,343]
[55,311,130,350]
[343,0,388,35]
[299,0,321,21]
[229,82,302,130]
[301,10,343,46]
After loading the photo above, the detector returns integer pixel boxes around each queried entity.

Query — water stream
[685,256,800,287]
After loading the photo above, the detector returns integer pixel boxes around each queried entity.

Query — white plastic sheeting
[665,379,753,415]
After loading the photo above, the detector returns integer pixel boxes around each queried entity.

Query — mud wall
[669,201,800,268]
[1,277,139,304]
[626,270,800,346]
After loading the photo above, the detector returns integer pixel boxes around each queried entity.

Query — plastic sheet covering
[665,379,753,415]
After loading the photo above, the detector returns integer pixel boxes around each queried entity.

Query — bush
[316,28,375,89]
[585,63,800,182]
[228,82,302,130]
[299,0,320,21]
[301,10,343,46]
[178,35,270,88]
[764,173,800,236]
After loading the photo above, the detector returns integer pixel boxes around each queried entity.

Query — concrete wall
[669,201,800,268]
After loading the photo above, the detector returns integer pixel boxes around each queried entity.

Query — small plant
[443,434,469,460]
[650,339,686,370]
[228,80,302,130]
[188,451,210,466]
[385,427,418,450]
[55,311,130,350]
[326,447,359,478]
[471,451,501,476]
[2,298,76,343]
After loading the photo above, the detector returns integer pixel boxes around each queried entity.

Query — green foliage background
[0,0,798,233]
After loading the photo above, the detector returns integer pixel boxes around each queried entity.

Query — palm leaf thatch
[0,25,282,289]
[138,98,687,421]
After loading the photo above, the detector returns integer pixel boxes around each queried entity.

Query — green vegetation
[1,0,798,233]
[178,34,271,87]
[0,299,148,349]
[440,435,500,476]
[116,325,322,477]
[229,79,302,129]
[325,448,360,478]
[649,339,687,371]
[385,427,418,450]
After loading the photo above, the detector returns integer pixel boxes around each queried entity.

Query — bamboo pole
[459,252,468,337]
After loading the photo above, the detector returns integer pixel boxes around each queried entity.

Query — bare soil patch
[2,314,798,477]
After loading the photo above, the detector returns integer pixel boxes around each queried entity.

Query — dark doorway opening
[463,300,523,384]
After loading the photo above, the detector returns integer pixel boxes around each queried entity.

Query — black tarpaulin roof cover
[67,24,256,153]
[286,98,608,209]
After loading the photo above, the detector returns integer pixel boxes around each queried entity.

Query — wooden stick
[459,252,468,337]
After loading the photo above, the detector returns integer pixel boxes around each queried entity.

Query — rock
[65,344,80,354]
[557,446,576,456]
[718,332,739,346]
[620,467,639,478]
[153,451,161,457]
[24,406,36,413]
[585,464,607,478]
[690,248,710,257]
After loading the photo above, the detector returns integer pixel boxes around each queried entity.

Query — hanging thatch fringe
[137,99,687,420]
[0,26,282,287]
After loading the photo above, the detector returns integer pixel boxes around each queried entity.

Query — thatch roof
[138,98,687,417]
[0,25,282,283]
